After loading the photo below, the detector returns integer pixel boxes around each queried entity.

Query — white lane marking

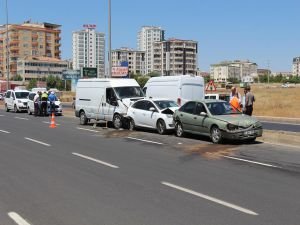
[43,121,60,126]
[24,137,51,147]
[263,141,300,149]
[161,182,258,216]
[77,127,99,133]
[8,212,31,225]
[14,117,29,120]
[0,129,10,134]
[261,121,300,126]
[223,156,280,168]
[127,137,163,145]
[72,153,119,169]
[0,114,5,117]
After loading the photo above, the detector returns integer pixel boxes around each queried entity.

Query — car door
[177,101,196,132]
[192,102,208,134]
[130,100,147,127]
[143,101,159,128]
[103,88,118,121]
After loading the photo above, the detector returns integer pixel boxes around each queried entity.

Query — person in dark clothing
[41,91,48,116]
[244,86,255,116]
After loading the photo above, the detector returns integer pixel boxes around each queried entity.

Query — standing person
[48,91,57,115]
[33,91,40,116]
[244,86,255,116]
[230,86,241,101]
[41,91,48,117]
[230,92,242,112]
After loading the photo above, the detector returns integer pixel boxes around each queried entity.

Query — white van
[4,89,30,112]
[75,78,144,129]
[143,75,205,106]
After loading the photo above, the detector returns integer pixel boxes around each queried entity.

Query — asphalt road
[0,109,300,225]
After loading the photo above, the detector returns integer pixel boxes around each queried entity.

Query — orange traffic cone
[49,113,57,128]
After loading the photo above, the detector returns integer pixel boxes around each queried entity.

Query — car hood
[213,114,260,128]
[121,97,144,108]
[161,107,179,114]
[17,98,29,103]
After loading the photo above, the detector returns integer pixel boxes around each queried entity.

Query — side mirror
[200,112,207,117]
[149,107,156,112]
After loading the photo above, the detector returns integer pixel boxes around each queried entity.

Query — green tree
[11,74,23,81]
[27,79,37,90]
[146,71,161,77]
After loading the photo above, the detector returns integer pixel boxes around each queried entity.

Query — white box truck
[143,75,205,106]
[75,78,144,129]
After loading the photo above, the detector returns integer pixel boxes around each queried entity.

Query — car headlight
[166,114,173,118]
[227,123,239,130]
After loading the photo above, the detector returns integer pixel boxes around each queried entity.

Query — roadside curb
[258,130,300,149]
[255,116,300,123]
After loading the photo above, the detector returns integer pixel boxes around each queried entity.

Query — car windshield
[114,86,145,99]
[206,102,241,115]
[15,92,29,99]
[154,100,178,110]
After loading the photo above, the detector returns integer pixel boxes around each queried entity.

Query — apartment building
[72,25,105,77]
[137,26,164,74]
[210,60,257,83]
[111,47,145,75]
[0,22,61,78]
[292,57,300,76]
[152,39,198,76]
[17,56,68,81]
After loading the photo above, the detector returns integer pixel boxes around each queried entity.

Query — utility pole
[5,0,10,90]
[108,0,112,78]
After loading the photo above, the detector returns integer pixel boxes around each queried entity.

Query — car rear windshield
[154,100,178,110]
[114,86,145,99]
[206,102,241,115]
[15,92,29,99]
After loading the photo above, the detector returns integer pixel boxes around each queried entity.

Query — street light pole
[108,0,112,78]
[5,0,10,90]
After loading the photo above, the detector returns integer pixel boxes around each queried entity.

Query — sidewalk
[255,115,300,123]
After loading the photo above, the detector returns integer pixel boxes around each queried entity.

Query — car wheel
[157,119,166,135]
[5,104,9,112]
[14,105,19,113]
[28,107,32,115]
[210,126,222,144]
[175,121,184,137]
[79,111,88,125]
[113,114,122,129]
[129,118,135,131]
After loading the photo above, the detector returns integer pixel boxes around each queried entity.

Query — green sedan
[173,100,263,144]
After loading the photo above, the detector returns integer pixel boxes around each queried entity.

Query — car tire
[5,104,9,112]
[210,126,222,144]
[113,114,122,129]
[157,119,166,135]
[79,111,88,125]
[14,105,19,113]
[175,121,184,137]
[129,118,135,131]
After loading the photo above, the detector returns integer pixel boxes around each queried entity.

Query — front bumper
[221,127,263,140]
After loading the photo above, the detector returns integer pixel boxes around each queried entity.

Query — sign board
[205,80,217,91]
[62,70,81,80]
[83,24,96,29]
[112,66,128,77]
[82,67,97,78]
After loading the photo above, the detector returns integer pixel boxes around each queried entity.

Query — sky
[1,0,299,72]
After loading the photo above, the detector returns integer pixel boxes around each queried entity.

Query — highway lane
[0,110,300,225]
[261,121,300,133]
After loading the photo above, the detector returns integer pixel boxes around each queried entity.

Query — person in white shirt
[33,91,40,116]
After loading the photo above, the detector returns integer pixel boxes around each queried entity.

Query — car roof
[194,99,227,104]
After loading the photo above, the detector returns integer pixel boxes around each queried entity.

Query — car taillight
[177,98,181,106]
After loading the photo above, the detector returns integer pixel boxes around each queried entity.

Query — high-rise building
[292,57,300,76]
[210,60,257,83]
[72,25,105,77]
[111,47,145,75]
[0,22,61,78]
[137,26,164,75]
[153,39,198,76]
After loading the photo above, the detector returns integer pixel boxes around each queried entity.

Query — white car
[4,90,30,112]
[126,98,179,134]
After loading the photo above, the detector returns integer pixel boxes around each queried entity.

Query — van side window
[142,87,147,95]
[6,91,11,98]
[106,88,117,105]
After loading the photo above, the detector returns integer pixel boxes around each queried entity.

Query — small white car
[126,98,179,134]
[4,90,30,112]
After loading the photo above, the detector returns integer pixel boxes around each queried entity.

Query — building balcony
[32,33,38,38]
[10,34,19,39]
[10,40,19,44]
[55,36,61,40]
[10,46,19,51]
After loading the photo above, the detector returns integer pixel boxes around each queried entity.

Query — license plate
[244,130,255,135]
